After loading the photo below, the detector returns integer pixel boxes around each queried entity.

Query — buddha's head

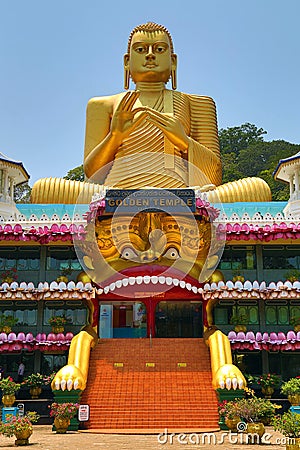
[124,22,177,89]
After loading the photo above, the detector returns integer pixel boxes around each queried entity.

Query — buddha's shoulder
[86,92,126,111]
[179,92,216,107]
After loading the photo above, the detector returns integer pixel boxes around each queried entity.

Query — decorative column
[289,174,294,198]
[9,177,14,202]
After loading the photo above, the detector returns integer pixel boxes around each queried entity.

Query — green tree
[63,165,84,182]
[219,123,267,156]
[14,182,32,203]
[219,123,300,201]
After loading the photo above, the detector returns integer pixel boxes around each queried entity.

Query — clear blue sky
[1,0,299,185]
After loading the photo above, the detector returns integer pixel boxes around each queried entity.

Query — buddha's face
[126,31,176,84]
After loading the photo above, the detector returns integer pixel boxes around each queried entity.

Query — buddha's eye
[156,46,165,53]
[163,247,180,260]
[121,247,138,260]
[135,46,146,53]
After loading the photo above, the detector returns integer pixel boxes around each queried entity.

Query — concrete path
[0,425,289,449]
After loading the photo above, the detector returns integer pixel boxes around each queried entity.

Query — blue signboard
[105,189,195,213]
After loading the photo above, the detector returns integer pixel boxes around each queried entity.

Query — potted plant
[256,373,281,398]
[218,400,241,431]
[49,402,79,433]
[230,312,248,332]
[56,265,72,283]
[284,269,300,283]
[0,376,21,406]
[23,373,45,398]
[48,315,69,333]
[272,411,300,450]
[0,411,40,446]
[234,396,281,439]
[0,314,19,333]
[290,316,300,332]
[0,267,17,284]
[281,377,300,406]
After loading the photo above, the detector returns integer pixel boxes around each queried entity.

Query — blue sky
[1,0,299,185]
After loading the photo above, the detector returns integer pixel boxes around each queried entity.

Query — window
[0,303,37,326]
[265,303,300,326]
[46,246,81,272]
[263,246,300,270]
[219,246,256,270]
[0,246,40,272]
[43,302,87,326]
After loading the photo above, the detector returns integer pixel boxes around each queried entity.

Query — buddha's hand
[111,91,147,141]
[212,363,246,390]
[51,364,86,391]
[145,108,189,151]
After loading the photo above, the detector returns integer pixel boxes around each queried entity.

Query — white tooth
[74,379,79,390]
[104,286,109,294]
[144,276,151,284]
[55,380,60,390]
[109,282,116,292]
[97,289,103,295]
[76,282,84,290]
[232,378,238,390]
[116,280,122,289]
[136,276,143,285]
[166,277,173,286]
[180,280,186,289]
[61,379,67,391]
[158,276,166,284]
[122,278,129,287]
[186,283,192,291]
[67,281,76,290]
[172,278,179,286]
[192,286,198,294]
[225,377,232,390]
[128,277,136,285]
[50,281,58,290]
[67,379,73,391]
[151,276,158,284]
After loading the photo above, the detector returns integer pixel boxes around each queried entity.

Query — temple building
[1,21,299,432]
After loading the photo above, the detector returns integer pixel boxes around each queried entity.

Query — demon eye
[163,247,180,260]
[121,247,138,260]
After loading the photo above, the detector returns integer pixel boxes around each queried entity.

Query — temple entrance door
[154,301,203,338]
[99,301,147,338]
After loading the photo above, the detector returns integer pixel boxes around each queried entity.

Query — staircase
[80,338,219,432]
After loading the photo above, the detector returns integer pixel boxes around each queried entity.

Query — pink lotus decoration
[228,330,300,351]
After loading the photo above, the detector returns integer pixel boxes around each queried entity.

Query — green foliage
[0,314,18,328]
[0,377,21,395]
[0,411,39,438]
[220,397,281,423]
[14,182,32,203]
[272,411,300,438]
[49,402,79,419]
[23,373,44,388]
[219,124,300,201]
[281,378,300,396]
[64,165,84,182]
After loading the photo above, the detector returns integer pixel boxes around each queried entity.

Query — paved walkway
[0,426,289,449]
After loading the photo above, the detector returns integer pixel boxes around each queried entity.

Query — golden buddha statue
[50,22,259,393]
[32,22,271,203]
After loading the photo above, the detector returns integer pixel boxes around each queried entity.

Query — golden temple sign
[105,189,195,213]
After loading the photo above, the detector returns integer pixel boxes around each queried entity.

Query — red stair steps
[81,338,219,431]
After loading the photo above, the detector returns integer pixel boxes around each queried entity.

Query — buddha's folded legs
[31,176,271,204]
